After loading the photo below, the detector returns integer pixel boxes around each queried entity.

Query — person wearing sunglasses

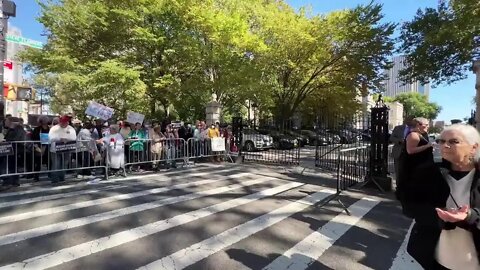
[405,124,480,269]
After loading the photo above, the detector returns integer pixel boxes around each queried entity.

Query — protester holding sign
[48,115,77,184]
[0,117,25,189]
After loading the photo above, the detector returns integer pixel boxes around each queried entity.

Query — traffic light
[4,85,33,101]
[16,87,33,100]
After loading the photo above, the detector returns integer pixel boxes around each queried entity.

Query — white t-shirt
[436,170,480,270]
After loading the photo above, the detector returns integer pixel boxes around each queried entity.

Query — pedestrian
[0,117,26,189]
[390,116,415,179]
[99,124,125,176]
[76,122,97,179]
[127,122,147,172]
[31,116,51,182]
[405,124,480,269]
[48,115,77,184]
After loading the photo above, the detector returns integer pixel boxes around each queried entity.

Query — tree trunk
[150,99,156,117]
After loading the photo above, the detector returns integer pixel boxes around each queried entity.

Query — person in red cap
[48,115,77,184]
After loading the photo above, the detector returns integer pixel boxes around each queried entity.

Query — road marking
[0,168,237,208]
[0,172,251,225]
[0,176,273,247]
[137,190,336,270]
[0,164,227,198]
[0,182,305,270]
[389,221,422,270]
[0,185,127,209]
[262,197,379,270]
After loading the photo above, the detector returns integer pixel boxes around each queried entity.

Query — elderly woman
[406,124,480,269]
[99,124,125,176]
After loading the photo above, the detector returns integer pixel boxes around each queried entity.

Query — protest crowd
[0,113,235,190]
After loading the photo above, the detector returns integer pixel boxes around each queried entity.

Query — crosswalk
[0,164,422,270]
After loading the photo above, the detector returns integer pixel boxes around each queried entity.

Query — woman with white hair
[406,124,480,269]
[98,124,125,176]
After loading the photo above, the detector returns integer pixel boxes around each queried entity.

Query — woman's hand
[436,205,470,222]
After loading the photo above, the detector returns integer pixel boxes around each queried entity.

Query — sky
[9,0,477,123]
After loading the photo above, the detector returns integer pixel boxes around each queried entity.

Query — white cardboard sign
[127,111,145,124]
[85,101,114,121]
[211,137,226,152]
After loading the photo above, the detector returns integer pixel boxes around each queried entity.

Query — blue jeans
[51,152,70,183]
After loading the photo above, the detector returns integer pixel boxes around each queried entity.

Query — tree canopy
[385,92,442,120]
[21,0,395,124]
[398,0,480,86]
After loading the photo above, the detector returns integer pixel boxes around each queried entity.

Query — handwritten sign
[85,101,114,121]
[0,143,13,156]
[127,111,145,125]
[53,141,77,152]
[211,137,226,152]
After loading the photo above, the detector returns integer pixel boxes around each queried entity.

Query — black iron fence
[243,148,300,166]
[337,146,370,191]
[315,111,371,172]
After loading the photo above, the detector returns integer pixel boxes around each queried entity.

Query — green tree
[250,2,395,124]
[399,0,479,85]
[385,92,442,120]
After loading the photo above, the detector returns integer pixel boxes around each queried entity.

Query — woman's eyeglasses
[436,139,461,146]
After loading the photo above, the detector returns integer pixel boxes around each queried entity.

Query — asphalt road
[0,163,421,270]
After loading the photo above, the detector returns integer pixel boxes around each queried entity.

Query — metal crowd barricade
[123,138,188,171]
[185,137,232,163]
[316,145,370,215]
[0,139,109,181]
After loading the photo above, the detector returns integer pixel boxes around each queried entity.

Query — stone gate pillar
[205,94,222,126]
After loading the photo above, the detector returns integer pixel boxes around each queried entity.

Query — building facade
[383,55,430,98]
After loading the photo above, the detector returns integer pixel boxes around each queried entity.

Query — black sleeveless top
[407,131,433,167]
[401,131,439,204]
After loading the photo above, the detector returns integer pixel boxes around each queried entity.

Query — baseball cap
[59,115,70,123]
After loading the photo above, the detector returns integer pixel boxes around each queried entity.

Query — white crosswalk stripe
[0,164,228,199]
[0,171,250,224]
[136,190,337,270]
[0,174,266,246]
[262,197,379,270]
[0,182,304,270]
[0,165,418,270]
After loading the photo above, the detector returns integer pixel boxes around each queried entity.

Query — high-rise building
[383,55,430,98]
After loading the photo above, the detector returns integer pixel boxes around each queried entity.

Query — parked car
[327,129,361,144]
[284,130,310,147]
[299,130,329,146]
[257,129,298,150]
[241,129,273,152]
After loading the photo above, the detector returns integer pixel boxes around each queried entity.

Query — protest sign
[53,141,77,152]
[211,137,226,152]
[85,101,114,121]
[127,111,145,124]
[40,133,49,145]
[0,143,13,156]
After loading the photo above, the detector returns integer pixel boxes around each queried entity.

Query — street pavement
[0,163,421,270]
